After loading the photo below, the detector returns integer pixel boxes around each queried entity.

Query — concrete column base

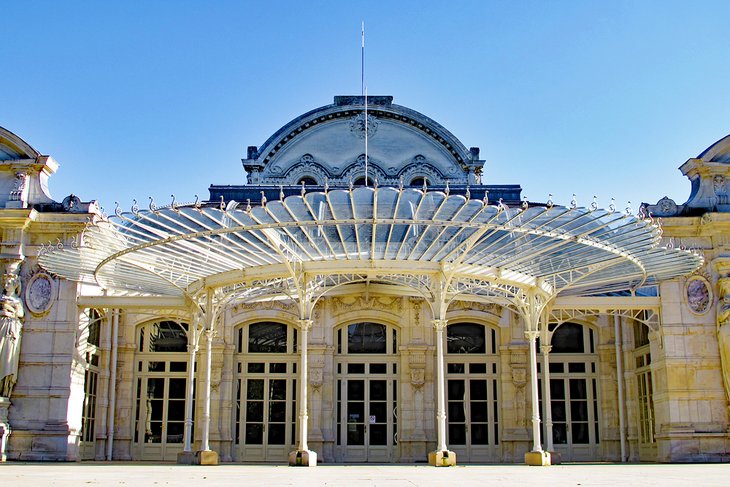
[547,451,561,464]
[524,450,551,466]
[194,450,219,465]
[177,451,196,464]
[428,449,456,467]
[288,449,317,466]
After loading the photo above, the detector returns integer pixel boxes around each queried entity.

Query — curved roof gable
[244,96,482,186]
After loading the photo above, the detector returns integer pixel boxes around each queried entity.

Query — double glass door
[235,360,297,462]
[446,362,500,461]
[540,361,600,461]
[336,362,397,462]
[133,372,190,461]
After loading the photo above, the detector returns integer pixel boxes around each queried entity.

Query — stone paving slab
[1,463,729,487]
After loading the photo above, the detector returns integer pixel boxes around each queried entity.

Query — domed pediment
[243,96,483,186]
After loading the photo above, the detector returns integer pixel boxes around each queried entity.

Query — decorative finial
[220,195,226,211]
[522,196,529,210]
[301,181,306,197]
[279,185,285,201]
[483,190,489,206]
[261,191,267,206]
[546,193,554,209]
[245,199,252,212]
[422,178,428,193]
[114,201,122,217]
[148,196,157,213]
[131,199,139,215]
[625,201,632,215]
[194,195,202,209]
[399,177,404,191]
[570,194,577,209]
[465,184,470,200]
[171,194,178,210]
[609,198,615,213]
[374,177,379,189]
[591,195,597,211]
[324,177,329,193]
[349,176,354,191]
[444,180,450,196]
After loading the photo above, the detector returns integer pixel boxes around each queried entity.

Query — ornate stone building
[0,97,728,464]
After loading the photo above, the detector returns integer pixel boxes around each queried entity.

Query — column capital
[187,344,198,353]
[524,330,540,341]
[540,344,552,354]
[431,319,448,330]
[297,319,313,331]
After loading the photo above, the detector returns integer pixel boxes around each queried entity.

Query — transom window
[548,322,595,354]
[237,322,297,354]
[447,323,497,354]
[337,322,398,354]
[138,320,189,353]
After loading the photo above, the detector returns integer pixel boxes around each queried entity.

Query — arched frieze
[397,155,464,186]
[340,154,388,185]
[263,154,331,185]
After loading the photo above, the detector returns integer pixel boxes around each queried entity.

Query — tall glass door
[235,361,297,462]
[336,362,397,462]
[446,363,500,461]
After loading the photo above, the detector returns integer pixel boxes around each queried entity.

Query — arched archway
[443,322,500,462]
[334,321,399,462]
[539,322,600,461]
[132,319,192,461]
[233,321,299,463]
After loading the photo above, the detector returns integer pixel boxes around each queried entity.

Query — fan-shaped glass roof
[39,187,701,304]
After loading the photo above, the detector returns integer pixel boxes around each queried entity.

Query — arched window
[298,177,318,186]
[410,177,429,187]
[133,320,193,460]
[446,323,498,354]
[139,320,188,353]
[237,322,297,354]
[337,322,397,354]
[353,177,374,186]
[549,322,594,354]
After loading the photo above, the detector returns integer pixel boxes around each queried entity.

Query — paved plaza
[1,463,730,487]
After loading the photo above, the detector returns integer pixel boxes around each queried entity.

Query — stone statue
[0,274,24,398]
[716,276,730,405]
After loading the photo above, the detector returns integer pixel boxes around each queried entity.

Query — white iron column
[427,318,455,466]
[297,319,312,452]
[183,340,198,453]
[433,319,448,451]
[526,330,542,453]
[289,318,317,466]
[106,309,119,460]
[541,343,554,452]
[201,327,214,452]
[194,291,218,465]
[614,313,627,462]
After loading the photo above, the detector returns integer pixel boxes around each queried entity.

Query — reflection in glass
[447,323,486,354]
[347,323,387,353]
[248,322,288,353]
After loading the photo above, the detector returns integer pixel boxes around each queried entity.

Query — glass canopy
[39,187,702,303]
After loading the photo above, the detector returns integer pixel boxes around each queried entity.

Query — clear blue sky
[3,1,730,214]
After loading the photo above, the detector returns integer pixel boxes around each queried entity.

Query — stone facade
[1,98,729,463]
